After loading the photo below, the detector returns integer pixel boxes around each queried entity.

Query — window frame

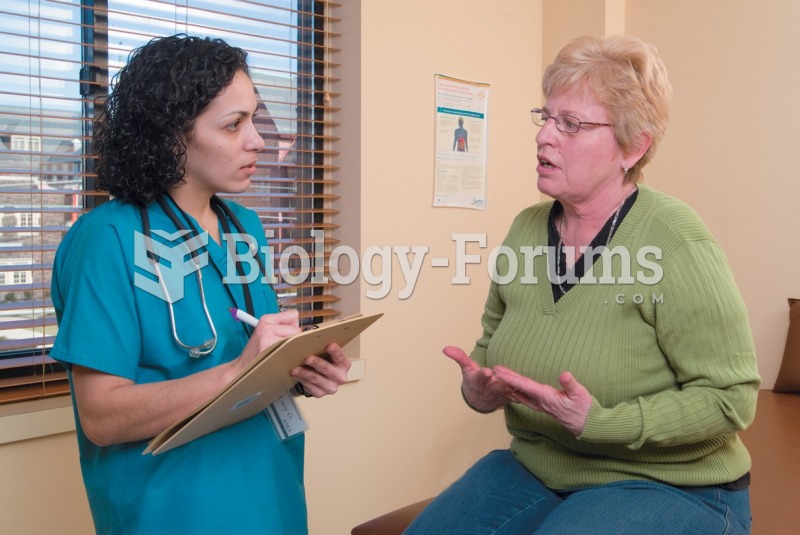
[0,0,339,405]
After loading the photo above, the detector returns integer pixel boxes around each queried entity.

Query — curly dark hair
[93,34,250,205]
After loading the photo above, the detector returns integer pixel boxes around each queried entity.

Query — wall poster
[433,74,490,210]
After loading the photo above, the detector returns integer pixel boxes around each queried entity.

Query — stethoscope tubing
[139,195,267,357]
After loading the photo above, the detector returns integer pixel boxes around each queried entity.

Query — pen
[228,307,259,328]
[229,307,319,332]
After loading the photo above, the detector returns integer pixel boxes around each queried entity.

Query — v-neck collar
[536,186,651,315]
[548,189,639,303]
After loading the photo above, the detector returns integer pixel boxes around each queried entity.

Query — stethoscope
[138,194,268,358]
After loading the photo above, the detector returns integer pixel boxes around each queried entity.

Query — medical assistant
[50,197,308,534]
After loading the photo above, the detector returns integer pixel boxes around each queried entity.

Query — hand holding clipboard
[145,312,383,455]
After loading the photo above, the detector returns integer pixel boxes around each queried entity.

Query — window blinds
[0,0,339,403]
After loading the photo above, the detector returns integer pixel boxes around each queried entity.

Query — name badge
[265,391,309,441]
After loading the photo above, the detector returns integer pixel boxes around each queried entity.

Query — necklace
[555,187,635,295]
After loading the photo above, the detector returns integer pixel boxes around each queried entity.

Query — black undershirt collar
[548,189,639,303]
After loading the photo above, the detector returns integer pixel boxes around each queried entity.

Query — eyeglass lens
[530,109,580,133]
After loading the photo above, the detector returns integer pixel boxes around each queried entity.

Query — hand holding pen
[228,307,350,397]
[225,308,300,376]
[230,307,300,348]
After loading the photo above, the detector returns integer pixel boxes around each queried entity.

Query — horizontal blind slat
[0,381,71,405]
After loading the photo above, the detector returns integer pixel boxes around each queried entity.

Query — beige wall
[623,0,800,387]
[302,1,543,532]
[0,429,92,534]
[2,1,797,534]
[543,0,605,62]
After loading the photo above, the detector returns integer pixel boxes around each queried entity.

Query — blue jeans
[404,450,751,535]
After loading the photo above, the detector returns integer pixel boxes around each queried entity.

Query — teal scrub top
[50,198,307,534]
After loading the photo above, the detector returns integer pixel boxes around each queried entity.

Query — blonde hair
[542,35,672,182]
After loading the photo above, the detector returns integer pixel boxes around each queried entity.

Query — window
[0,263,33,287]
[17,213,40,228]
[11,135,42,152]
[0,0,339,404]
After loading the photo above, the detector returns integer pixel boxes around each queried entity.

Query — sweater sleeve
[581,239,761,448]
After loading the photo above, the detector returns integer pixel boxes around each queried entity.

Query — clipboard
[144,312,383,455]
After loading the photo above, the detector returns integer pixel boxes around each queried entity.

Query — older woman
[405,35,760,534]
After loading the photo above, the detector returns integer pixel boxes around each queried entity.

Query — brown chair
[737,389,800,534]
[351,498,434,535]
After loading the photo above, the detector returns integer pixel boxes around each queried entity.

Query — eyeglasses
[530,108,614,134]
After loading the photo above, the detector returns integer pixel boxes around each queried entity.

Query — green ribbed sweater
[471,184,761,490]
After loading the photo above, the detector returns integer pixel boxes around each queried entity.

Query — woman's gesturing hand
[443,346,516,413]
[493,367,593,436]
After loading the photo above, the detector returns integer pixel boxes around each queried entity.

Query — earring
[623,166,629,174]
